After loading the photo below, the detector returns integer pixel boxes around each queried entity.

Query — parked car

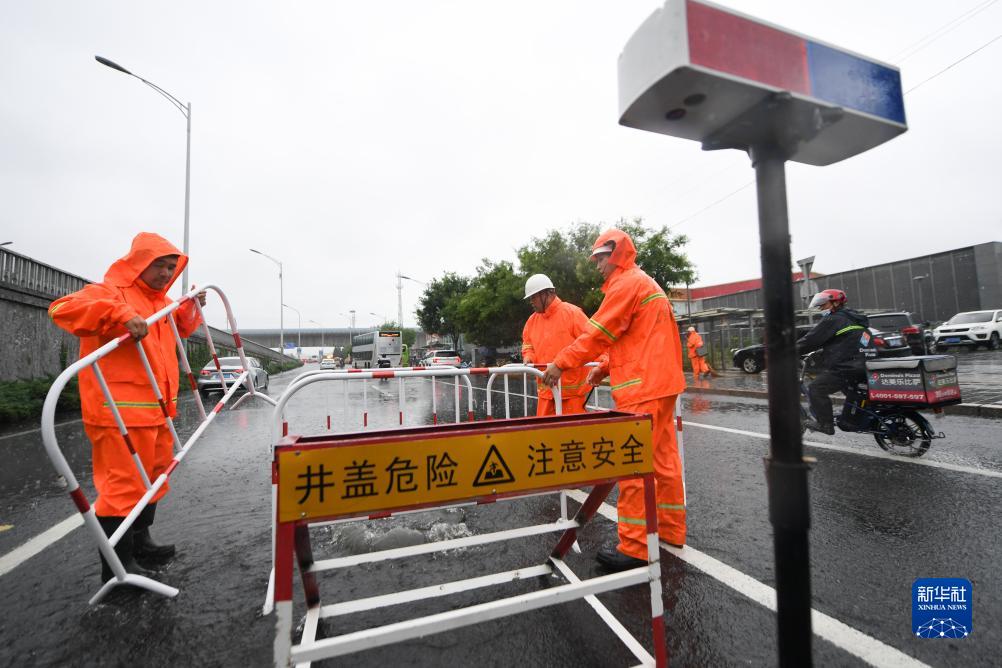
[731,325,813,374]
[420,349,462,367]
[933,309,1002,350]
[866,312,934,357]
[197,356,269,394]
[319,358,337,370]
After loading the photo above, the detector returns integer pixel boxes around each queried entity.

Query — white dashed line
[684,421,1002,478]
[0,514,82,578]
[566,490,930,668]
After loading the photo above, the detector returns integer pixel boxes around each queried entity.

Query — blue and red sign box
[618,0,906,165]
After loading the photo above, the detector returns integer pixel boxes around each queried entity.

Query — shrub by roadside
[0,376,80,426]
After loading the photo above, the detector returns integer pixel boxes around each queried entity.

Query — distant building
[681,241,1002,325]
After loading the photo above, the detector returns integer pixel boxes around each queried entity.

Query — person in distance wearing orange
[49,232,206,583]
[542,228,687,571]
[521,274,590,416]
[686,326,712,379]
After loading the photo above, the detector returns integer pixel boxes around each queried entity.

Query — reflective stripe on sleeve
[589,318,617,341]
[640,292,667,306]
[48,302,67,318]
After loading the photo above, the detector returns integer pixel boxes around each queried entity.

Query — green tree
[618,218,697,289]
[415,273,471,349]
[455,259,527,347]
[516,222,605,312]
[374,322,417,349]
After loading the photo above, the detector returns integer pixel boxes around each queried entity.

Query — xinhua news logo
[912,578,973,639]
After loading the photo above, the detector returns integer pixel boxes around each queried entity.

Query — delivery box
[865,355,961,406]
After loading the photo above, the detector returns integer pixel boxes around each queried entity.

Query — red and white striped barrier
[261,365,565,614]
[267,403,666,667]
[40,284,277,603]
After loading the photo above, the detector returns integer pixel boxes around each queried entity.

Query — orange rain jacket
[49,233,203,427]
[521,296,589,401]
[686,331,704,359]
[553,229,686,405]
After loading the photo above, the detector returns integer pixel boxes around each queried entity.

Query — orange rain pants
[86,424,173,517]
[535,393,589,417]
[691,355,710,376]
[616,395,685,558]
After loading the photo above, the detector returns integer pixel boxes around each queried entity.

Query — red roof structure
[686,272,819,299]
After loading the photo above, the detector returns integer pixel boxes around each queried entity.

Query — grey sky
[2,1,1000,331]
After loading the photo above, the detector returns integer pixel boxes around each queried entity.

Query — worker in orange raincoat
[520,274,590,416]
[49,232,205,582]
[542,228,687,571]
[686,326,712,378]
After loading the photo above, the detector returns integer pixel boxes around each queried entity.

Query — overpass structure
[241,328,428,351]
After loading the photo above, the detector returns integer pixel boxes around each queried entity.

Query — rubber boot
[96,515,153,582]
[133,502,176,564]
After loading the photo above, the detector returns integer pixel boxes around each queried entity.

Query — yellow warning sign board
[277,417,652,521]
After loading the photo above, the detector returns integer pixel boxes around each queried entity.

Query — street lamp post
[309,319,324,356]
[250,249,283,352]
[370,312,389,327]
[96,55,192,296]
[796,256,816,324]
[396,272,426,329]
[913,275,928,321]
[283,303,302,351]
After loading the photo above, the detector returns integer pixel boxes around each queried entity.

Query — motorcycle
[798,350,946,457]
[376,356,392,381]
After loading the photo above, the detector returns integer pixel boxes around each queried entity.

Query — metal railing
[40,284,277,603]
[0,246,90,298]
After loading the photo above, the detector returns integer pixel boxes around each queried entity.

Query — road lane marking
[686,421,1002,479]
[566,490,930,668]
[0,514,82,578]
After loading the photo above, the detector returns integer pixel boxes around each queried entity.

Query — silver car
[196,356,269,395]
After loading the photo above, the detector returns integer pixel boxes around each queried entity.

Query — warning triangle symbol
[473,444,516,487]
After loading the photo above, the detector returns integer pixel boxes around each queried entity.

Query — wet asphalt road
[1,366,999,666]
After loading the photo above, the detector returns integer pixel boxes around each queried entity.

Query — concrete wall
[0,285,80,382]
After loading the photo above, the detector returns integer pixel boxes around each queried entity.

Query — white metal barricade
[40,284,277,603]
[261,365,563,614]
[266,373,667,667]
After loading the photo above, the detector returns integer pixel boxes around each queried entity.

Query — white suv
[421,350,462,367]
[933,310,1002,351]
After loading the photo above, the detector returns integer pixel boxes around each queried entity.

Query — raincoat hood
[591,228,637,271]
[104,232,187,294]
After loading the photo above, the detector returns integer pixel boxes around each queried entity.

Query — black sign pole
[751,142,814,667]
[703,91,840,666]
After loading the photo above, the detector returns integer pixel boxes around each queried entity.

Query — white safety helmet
[524,273,555,299]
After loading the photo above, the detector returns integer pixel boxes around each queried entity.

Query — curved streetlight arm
[95,55,188,117]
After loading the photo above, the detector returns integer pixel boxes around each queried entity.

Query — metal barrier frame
[40,284,277,603]
[261,365,563,614]
[270,412,667,667]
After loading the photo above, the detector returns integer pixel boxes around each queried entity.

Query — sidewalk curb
[683,386,1002,419]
